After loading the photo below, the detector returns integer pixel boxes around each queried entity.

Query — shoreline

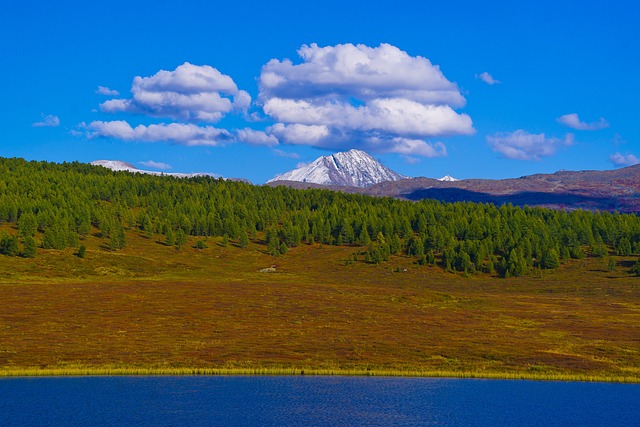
[1,366,638,383]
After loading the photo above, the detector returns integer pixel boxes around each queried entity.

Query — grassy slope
[0,227,639,381]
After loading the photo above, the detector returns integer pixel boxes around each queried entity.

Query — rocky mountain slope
[267,149,406,188]
[270,163,640,213]
[364,165,640,213]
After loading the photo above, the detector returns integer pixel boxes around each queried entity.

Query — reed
[1,366,638,383]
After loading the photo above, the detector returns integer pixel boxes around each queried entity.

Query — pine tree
[77,244,87,259]
[0,232,19,256]
[267,239,280,257]
[18,212,37,238]
[632,259,640,277]
[22,235,36,258]
[109,222,126,250]
[176,229,187,249]
[239,232,249,248]
[540,248,560,269]
[164,227,175,246]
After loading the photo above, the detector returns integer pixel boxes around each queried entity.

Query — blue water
[1,376,638,426]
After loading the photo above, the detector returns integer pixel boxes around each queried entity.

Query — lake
[1,376,639,426]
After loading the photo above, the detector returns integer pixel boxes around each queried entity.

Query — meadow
[1,228,638,382]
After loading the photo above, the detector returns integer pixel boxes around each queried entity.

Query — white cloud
[609,152,640,167]
[32,114,60,127]
[100,62,250,122]
[384,138,447,158]
[263,97,472,137]
[268,123,330,144]
[235,128,278,146]
[260,43,466,106]
[85,120,232,146]
[272,149,300,159]
[487,130,574,160]
[557,113,609,131]
[258,43,473,156]
[96,86,120,96]
[139,160,172,170]
[475,72,500,85]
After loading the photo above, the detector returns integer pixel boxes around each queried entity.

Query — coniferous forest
[1,156,640,277]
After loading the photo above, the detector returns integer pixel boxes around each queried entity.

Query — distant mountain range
[93,153,640,213]
[90,160,219,179]
[267,149,405,188]
[360,165,640,213]
[267,152,640,213]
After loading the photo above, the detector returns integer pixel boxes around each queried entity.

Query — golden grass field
[1,228,639,382]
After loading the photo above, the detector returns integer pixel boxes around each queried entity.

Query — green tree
[77,244,87,259]
[164,227,175,246]
[109,222,126,250]
[176,229,187,249]
[18,212,37,237]
[0,232,19,256]
[239,232,249,248]
[616,237,632,256]
[456,250,472,273]
[540,248,560,269]
[632,259,640,277]
[267,239,280,257]
[279,241,288,255]
[22,235,37,258]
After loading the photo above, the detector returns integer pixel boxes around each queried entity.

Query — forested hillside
[1,157,640,277]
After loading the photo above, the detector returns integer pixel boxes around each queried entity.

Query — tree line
[1,156,640,277]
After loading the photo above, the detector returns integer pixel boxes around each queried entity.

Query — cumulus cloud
[85,120,232,146]
[268,123,330,144]
[100,62,251,122]
[96,86,120,96]
[32,114,60,127]
[557,113,609,131]
[139,160,172,170]
[235,128,279,146]
[384,138,447,158]
[263,98,471,137]
[475,72,500,85]
[258,43,473,156]
[261,43,466,106]
[487,130,574,160]
[609,152,640,167]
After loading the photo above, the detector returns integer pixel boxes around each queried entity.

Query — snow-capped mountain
[268,149,406,188]
[438,175,459,182]
[91,160,218,178]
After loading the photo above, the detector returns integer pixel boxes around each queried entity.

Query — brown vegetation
[0,229,639,381]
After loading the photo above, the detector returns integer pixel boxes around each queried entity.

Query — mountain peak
[268,149,406,188]
[438,175,459,182]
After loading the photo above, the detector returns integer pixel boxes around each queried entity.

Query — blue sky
[1,0,639,183]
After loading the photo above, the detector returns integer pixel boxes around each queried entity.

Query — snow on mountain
[268,149,406,188]
[90,160,219,179]
[438,175,459,182]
